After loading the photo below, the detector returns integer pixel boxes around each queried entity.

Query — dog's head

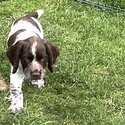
[7,36,59,80]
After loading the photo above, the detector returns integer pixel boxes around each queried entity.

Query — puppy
[7,9,59,113]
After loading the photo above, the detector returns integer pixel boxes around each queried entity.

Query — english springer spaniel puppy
[7,9,59,113]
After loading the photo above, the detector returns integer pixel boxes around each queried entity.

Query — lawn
[93,0,125,7]
[1,0,125,125]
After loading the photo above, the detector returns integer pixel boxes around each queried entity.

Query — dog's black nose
[30,70,41,80]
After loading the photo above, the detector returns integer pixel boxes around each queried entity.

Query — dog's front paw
[31,79,45,88]
[8,96,23,113]
[8,104,23,114]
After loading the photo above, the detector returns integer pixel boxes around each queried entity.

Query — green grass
[91,0,125,8]
[1,0,125,124]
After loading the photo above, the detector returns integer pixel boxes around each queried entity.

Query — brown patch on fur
[8,29,26,47]
[26,11,38,18]
[7,40,24,73]
[42,39,59,72]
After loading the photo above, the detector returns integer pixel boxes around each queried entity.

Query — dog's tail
[26,9,44,19]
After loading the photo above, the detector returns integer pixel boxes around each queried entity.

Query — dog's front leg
[8,65,24,113]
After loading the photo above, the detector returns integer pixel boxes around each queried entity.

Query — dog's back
[8,9,44,46]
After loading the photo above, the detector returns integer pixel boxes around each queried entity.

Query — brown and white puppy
[6,9,59,113]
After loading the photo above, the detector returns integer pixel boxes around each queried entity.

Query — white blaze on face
[31,60,40,70]
[31,41,41,71]
[31,41,37,58]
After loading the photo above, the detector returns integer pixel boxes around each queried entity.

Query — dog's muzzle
[30,70,41,80]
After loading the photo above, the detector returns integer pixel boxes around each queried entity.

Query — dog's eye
[28,56,34,61]
[40,58,45,62]
[24,56,34,62]
[36,54,46,62]
[22,54,34,62]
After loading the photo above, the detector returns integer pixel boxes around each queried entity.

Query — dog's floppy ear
[44,40,59,72]
[7,41,23,74]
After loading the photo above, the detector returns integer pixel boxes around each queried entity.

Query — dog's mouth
[31,74,41,80]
